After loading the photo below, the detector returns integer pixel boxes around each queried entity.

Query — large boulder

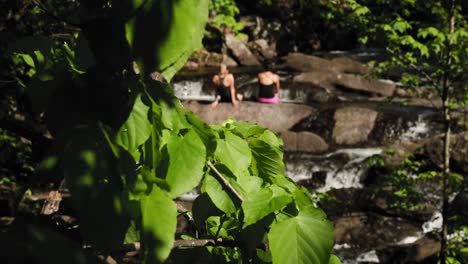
[292,71,336,92]
[284,52,369,74]
[332,107,379,145]
[284,53,335,72]
[281,131,329,153]
[225,34,260,66]
[334,74,396,97]
[250,39,276,59]
[183,101,316,133]
[330,57,369,74]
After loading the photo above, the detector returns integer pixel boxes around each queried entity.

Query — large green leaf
[215,131,251,177]
[242,186,292,228]
[231,121,267,139]
[186,111,217,155]
[203,173,237,214]
[249,138,289,187]
[165,129,206,198]
[116,93,152,160]
[268,207,334,264]
[127,0,209,81]
[140,185,177,263]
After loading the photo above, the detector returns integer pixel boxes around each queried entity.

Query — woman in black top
[257,59,280,104]
[211,64,242,108]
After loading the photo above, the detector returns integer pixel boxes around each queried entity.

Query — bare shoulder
[273,73,280,81]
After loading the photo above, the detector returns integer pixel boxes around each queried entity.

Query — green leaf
[231,121,266,138]
[268,207,334,264]
[242,186,292,228]
[165,129,206,198]
[140,185,177,264]
[186,111,217,155]
[392,18,411,33]
[215,131,251,177]
[116,93,152,159]
[250,138,295,192]
[258,130,283,148]
[203,173,237,214]
[329,254,342,264]
[127,0,210,81]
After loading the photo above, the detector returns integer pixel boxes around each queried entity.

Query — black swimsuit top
[216,75,231,102]
[259,83,275,98]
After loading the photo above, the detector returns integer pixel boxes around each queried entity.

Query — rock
[222,54,238,67]
[330,56,369,74]
[292,71,336,92]
[183,101,316,133]
[281,131,328,153]
[184,61,199,70]
[332,107,379,145]
[284,52,335,72]
[251,39,276,59]
[284,52,369,74]
[225,34,260,66]
[333,213,422,251]
[376,237,440,263]
[425,132,468,173]
[334,74,396,97]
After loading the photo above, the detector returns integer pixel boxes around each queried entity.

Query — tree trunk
[439,1,456,263]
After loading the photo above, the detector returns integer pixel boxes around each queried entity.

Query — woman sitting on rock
[211,64,243,108]
[257,59,280,104]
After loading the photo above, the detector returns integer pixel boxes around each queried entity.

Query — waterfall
[285,148,383,192]
[173,80,214,101]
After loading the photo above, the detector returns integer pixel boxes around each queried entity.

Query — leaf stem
[207,161,244,202]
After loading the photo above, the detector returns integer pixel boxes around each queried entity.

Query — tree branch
[207,161,244,202]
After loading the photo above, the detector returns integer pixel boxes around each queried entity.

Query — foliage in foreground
[0,0,337,263]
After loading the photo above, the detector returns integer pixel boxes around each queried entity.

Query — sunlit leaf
[140,185,177,263]
[215,131,251,177]
[165,129,206,198]
[116,93,152,160]
[268,207,334,264]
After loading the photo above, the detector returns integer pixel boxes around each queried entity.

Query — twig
[207,161,244,202]
[173,239,216,248]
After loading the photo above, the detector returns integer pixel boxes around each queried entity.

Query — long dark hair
[262,59,274,71]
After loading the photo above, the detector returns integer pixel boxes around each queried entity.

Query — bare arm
[211,75,219,108]
[274,74,280,94]
[229,74,238,105]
